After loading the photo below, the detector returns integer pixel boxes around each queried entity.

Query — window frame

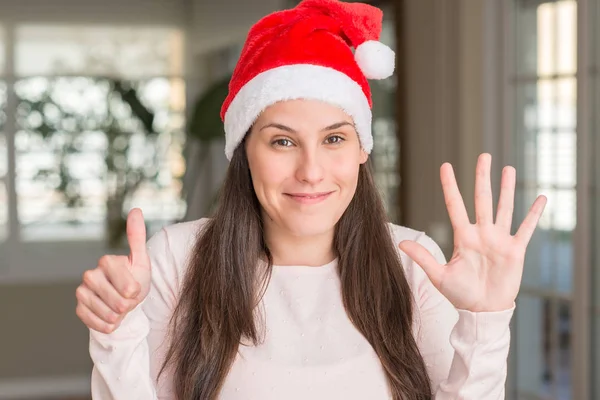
[0,21,187,284]
[499,0,593,399]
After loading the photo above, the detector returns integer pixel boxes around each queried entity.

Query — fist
[75,208,152,334]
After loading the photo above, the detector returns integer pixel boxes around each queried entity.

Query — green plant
[17,77,159,248]
[187,76,230,144]
[184,76,231,216]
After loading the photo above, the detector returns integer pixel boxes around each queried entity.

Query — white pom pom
[354,40,395,80]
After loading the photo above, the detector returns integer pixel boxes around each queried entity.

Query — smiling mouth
[284,191,334,204]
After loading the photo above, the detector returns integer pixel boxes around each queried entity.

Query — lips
[284,191,334,204]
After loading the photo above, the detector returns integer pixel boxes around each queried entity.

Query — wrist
[463,301,516,313]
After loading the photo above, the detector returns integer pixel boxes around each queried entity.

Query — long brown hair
[160,139,432,399]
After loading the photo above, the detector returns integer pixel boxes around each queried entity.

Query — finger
[99,255,140,299]
[474,153,494,225]
[76,303,117,334]
[83,268,138,314]
[76,284,120,325]
[399,240,444,288]
[515,195,547,244]
[440,162,471,230]
[127,208,148,266]
[495,166,516,231]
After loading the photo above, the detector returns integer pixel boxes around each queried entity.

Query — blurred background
[0,0,597,399]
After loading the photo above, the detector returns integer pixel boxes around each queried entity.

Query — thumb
[126,208,149,267]
[398,240,444,288]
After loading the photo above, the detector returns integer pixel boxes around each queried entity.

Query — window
[14,25,183,78]
[511,1,576,399]
[370,4,400,223]
[0,26,5,74]
[6,25,186,244]
[0,26,6,243]
[0,80,6,242]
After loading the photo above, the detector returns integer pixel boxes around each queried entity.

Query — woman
[75,0,547,399]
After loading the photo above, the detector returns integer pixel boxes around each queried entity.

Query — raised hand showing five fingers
[399,153,547,312]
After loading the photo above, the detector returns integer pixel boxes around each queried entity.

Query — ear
[359,149,369,164]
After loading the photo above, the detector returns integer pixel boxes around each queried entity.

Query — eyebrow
[259,121,355,133]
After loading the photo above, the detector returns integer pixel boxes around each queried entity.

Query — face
[245,99,368,239]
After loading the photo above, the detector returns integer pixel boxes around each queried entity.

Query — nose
[295,147,325,184]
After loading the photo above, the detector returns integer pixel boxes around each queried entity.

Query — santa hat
[220,0,395,160]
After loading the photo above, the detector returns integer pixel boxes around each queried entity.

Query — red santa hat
[220,0,395,160]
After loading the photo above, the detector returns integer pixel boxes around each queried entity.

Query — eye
[272,138,294,147]
[324,135,345,145]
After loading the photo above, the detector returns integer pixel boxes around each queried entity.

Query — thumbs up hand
[76,208,152,334]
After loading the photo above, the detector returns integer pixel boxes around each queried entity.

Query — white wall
[0,0,187,24]
[191,0,285,56]
[0,0,287,57]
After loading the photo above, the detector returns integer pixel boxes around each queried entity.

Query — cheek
[330,155,361,189]
[248,155,291,199]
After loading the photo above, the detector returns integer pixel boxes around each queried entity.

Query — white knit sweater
[89,219,514,399]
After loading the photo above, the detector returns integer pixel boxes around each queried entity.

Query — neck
[263,222,336,267]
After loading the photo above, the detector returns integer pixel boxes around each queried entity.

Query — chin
[283,212,340,238]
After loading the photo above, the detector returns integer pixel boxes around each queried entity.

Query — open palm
[400,153,547,312]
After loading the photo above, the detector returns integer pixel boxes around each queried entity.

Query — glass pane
[515,1,539,76]
[548,188,576,233]
[0,78,5,245]
[15,26,184,78]
[555,1,577,75]
[514,187,544,284]
[515,185,573,292]
[555,77,577,130]
[515,294,549,398]
[528,78,576,135]
[372,118,399,222]
[535,203,573,293]
[537,131,577,188]
[515,297,572,400]
[0,81,6,177]
[513,83,576,290]
[15,77,186,243]
[516,1,577,77]
[556,301,572,400]
[0,26,4,75]
[0,181,7,242]
[537,3,556,77]
[513,83,539,184]
[536,79,554,130]
[370,7,399,223]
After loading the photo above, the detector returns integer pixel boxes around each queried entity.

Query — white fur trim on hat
[223,64,373,160]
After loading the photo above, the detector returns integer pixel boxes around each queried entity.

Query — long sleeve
[89,220,200,400]
[404,231,514,399]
